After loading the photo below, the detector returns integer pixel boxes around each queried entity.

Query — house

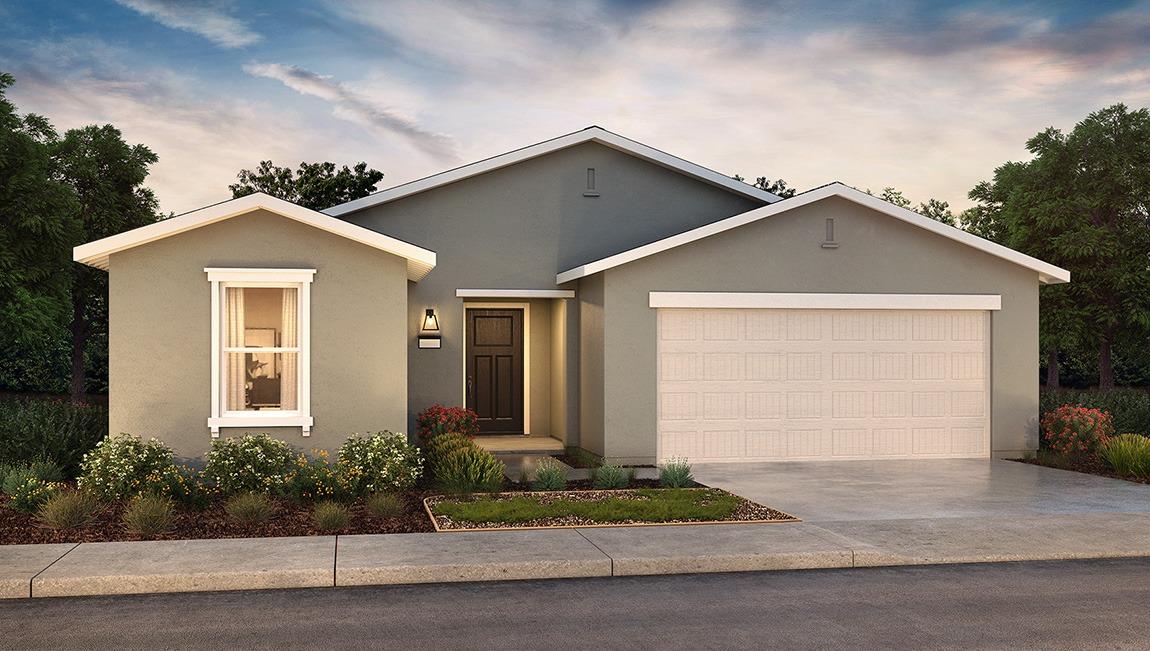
[73,127,1070,463]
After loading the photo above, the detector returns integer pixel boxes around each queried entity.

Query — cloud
[114,0,260,48]
[243,62,457,162]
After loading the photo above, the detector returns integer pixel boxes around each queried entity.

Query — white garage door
[656,308,990,462]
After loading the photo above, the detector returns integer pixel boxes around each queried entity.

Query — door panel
[467,309,524,434]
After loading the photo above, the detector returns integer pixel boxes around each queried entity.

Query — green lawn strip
[433,488,742,524]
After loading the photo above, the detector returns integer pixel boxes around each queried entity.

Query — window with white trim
[206,268,314,436]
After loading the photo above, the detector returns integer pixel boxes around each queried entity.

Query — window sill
[208,415,313,437]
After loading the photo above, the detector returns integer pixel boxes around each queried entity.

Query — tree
[53,125,160,401]
[868,187,958,226]
[968,104,1150,389]
[732,174,798,198]
[230,160,384,210]
[0,72,78,393]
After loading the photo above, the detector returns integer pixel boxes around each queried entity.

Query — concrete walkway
[4,460,1149,599]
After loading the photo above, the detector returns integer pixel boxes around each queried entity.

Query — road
[3,559,1149,650]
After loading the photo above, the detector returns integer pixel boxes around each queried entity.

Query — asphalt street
[4,558,1149,650]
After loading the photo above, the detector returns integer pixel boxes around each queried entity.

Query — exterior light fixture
[418,308,441,349]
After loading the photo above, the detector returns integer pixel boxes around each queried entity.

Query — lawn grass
[432,488,742,524]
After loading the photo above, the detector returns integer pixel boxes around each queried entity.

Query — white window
[206,268,314,436]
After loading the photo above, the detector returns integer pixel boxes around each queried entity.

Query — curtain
[280,287,299,411]
[225,287,246,411]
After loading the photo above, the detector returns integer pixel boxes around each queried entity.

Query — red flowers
[1041,404,1114,458]
[416,404,480,441]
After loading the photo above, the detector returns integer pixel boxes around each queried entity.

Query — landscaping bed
[1014,453,1150,486]
[425,487,797,531]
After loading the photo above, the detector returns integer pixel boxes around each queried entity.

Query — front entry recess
[466,308,524,434]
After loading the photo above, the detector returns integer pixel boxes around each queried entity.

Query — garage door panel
[657,308,990,462]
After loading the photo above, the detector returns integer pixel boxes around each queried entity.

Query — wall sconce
[418,308,441,349]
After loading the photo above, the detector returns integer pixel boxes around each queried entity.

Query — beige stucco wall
[586,196,1040,463]
[108,209,409,460]
[578,274,606,455]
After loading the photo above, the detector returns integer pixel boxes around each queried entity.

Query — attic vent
[821,218,839,249]
[583,167,600,197]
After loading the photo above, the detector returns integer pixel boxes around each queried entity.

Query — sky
[2,0,1149,215]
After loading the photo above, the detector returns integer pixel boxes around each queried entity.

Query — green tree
[230,160,384,210]
[732,174,798,198]
[54,125,160,401]
[869,187,958,226]
[968,104,1150,389]
[0,72,78,392]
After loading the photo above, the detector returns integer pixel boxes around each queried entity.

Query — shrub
[1101,434,1150,479]
[1040,404,1114,458]
[365,492,405,518]
[202,434,296,496]
[37,490,100,529]
[78,434,177,501]
[0,398,108,477]
[225,492,276,526]
[28,460,64,483]
[426,432,475,480]
[659,458,694,488]
[1,464,36,495]
[437,446,504,494]
[337,432,423,495]
[416,404,479,441]
[1041,389,1150,437]
[312,501,350,531]
[141,465,209,509]
[593,463,631,490]
[532,458,567,491]
[286,450,349,502]
[7,475,62,512]
[123,494,175,536]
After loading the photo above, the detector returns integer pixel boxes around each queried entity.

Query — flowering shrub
[8,475,63,513]
[202,434,296,496]
[416,404,479,441]
[337,432,423,494]
[141,465,209,508]
[78,434,177,501]
[1041,404,1114,458]
[286,450,352,502]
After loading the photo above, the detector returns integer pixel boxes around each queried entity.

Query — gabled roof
[73,193,437,281]
[556,182,1071,285]
[322,126,782,217]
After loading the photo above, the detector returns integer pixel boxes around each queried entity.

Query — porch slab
[31,536,336,597]
[574,523,855,576]
[336,530,611,586]
[0,543,77,599]
[476,435,564,454]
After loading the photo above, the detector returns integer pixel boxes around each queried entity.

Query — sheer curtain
[280,287,298,411]
[225,287,245,411]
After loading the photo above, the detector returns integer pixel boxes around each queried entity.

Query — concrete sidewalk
[6,511,1150,598]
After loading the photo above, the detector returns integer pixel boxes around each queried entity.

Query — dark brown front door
[466,308,524,434]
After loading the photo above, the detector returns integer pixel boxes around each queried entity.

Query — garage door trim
[649,292,1001,311]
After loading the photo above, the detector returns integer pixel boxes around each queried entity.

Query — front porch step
[475,435,564,455]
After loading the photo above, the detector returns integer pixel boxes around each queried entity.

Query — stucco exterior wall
[592,196,1040,463]
[108,209,409,459]
[578,274,606,455]
[342,141,763,433]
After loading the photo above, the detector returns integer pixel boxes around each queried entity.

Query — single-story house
[74,127,1070,463]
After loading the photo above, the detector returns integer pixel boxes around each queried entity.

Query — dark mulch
[1013,453,1150,485]
[0,491,436,545]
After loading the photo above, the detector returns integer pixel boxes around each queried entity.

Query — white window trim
[649,292,1002,310]
[207,268,315,437]
[461,302,531,436]
[456,289,574,299]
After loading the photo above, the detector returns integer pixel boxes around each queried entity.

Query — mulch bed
[0,491,437,545]
[426,487,798,531]
[1013,454,1150,485]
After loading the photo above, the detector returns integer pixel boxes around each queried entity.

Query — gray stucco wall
[589,196,1040,463]
[341,141,764,434]
[108,209,409,459]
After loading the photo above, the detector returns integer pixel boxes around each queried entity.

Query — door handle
[467,376,473,401]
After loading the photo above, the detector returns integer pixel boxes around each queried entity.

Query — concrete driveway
[693,459,1150,523]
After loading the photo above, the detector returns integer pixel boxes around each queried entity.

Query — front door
[466,308,524,434]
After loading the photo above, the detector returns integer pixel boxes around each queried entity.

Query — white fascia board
[649,292,1002,311]
[73,193,437,281]
[456,289,575,299]
[322,127,781,217]
[558,183,1071,285]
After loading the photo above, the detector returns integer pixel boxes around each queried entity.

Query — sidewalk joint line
[574,528,614,576]
[27,542,81,598]
[332,536,339,588]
